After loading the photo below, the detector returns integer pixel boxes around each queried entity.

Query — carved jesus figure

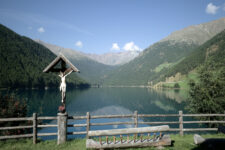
[58,70,73,104]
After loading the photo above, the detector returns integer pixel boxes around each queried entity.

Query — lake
[4,87,188,116]
[2,87,194,140]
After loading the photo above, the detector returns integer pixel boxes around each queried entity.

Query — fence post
[134,111,138,128]
[33,113,37,144]
[179,110,183,136]
[57,112,68,144]
[224,111,225,121]
[86,112,90,139]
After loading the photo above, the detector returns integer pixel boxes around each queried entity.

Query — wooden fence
[0,110,225,144]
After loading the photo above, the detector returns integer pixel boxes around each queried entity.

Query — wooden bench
[86,125,171,149]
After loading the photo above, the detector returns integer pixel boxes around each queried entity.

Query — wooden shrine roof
[43,54,80,73]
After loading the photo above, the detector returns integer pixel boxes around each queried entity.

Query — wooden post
[33,113,37,144]
[153,133,156,140]
[179,110,183,136]
[106,136,109,144]
[224,111,225,121]
[113,136,116,144]
[127,135,129,143]
[134,111,138,128]
[57,112,68,145]
[99,136,102,145]
[120,135,123,143]
[86,112,90,139]
[134,110,138,141]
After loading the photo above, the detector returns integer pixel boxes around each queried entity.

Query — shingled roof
[43,54,80,73]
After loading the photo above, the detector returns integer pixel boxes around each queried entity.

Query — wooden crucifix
[43,54,80,112]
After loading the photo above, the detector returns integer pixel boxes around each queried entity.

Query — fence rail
[0,110,225,144]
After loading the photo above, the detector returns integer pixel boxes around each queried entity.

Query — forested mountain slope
[0,24,88,89]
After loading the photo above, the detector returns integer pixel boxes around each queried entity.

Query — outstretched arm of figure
[58,72,63,78]
[64,70,73,77]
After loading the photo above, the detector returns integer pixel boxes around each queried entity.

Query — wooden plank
[37,124,57,128]
[43,55,61,73]
[43,54,79,73]
[139,121,179,125]
[68,116,87,120]
[67,131,86,135]
[183,121,225,124]
[90,114,133,119]
[183,128,218,132]
[88,125,170,137]
[37,133,57,136]
[183,114,225,117]
[86,134,171,149]
[168,128,180,131]
[0,126,33,130]
[59,54,79,72]
[67,124,87,127]
[0,117,32,122]
[90,122,133,126]
[139,114,179,117]
[0,134,33,140]
[37,117,57,120]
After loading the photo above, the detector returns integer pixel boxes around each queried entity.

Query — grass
[0,134,225,150]
[161,71,199,90]
[154,63,173,73]
[177,72,199,90]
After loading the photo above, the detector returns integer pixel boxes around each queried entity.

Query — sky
[0,0,225,54]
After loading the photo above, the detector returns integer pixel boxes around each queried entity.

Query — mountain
[0,24,88,89]
[103,17,225,86]
[86,51,140,66]
[160,17,225,45]
[156,29,225,86]
[36,40,115,84]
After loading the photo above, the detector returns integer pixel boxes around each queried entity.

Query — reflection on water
[1,87,188,116]
[65,87,186,116]
[1,87,191,140]
[150,88,189,103]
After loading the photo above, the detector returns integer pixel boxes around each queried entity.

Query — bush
[174,83,180,89]
[0,94,30,135]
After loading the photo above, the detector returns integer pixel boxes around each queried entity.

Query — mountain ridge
[36,40,139,66]
[35,40,116,84]
[86,51,140,66]
[103,17,225,86]
[160,17,225,45]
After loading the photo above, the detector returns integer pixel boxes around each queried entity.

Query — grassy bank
[0,134,225,150]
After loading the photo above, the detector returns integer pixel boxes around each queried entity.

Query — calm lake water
[2,87,195,140]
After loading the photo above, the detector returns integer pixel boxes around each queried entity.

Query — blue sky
[0,0,225,54]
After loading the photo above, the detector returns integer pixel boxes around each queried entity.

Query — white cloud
[206,3,219,14]
[111,43,120,50]
[37,27,45,33]
[75,41,83,48]
[123,41,141,51]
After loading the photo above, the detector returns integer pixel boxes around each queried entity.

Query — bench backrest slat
[88,125,169,137]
